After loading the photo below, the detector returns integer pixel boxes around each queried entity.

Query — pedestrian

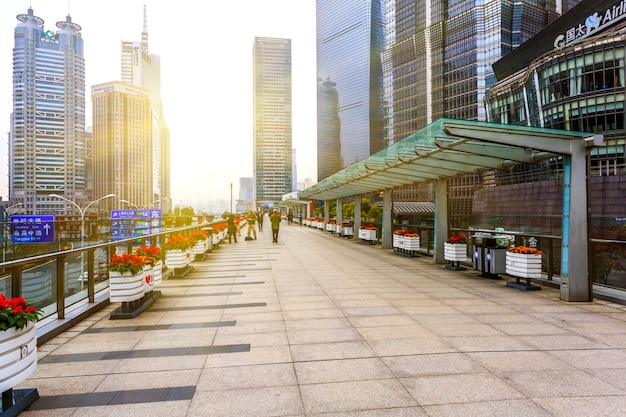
[235,214,242,236]
[246,209,257,240]
[257,211,264,231]
[227,214,237,243]
[270,208,281,243]
[298,212,303,226]
[287,211,293,225]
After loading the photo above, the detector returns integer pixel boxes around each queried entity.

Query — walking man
[257,211,264,231]
[270,208,281,243]
[246,209,257,240]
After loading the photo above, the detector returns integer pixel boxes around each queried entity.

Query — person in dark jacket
[270,208,281,243]
[227,214,237,243]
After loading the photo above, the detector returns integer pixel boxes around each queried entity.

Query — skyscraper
[253,37,293,206]
[10,8,86,214]
[316,0,385,181]
[91,82,153,212]
[120,5,171,213]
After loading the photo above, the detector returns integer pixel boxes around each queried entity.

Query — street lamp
[120,199,161,209]
[2,203,23,263]
[49,194,116,284]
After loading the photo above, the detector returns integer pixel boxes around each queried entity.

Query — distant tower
[120,5,171,212]
[253,37,293,206]
[10,8,87,214]
[91,82,153,213]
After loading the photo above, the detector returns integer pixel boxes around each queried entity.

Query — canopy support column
[354,196,362,240]
[434,179,449,264]
[560,144,592,301]
[336,199,343,226]
[382,189,392,249]
[324,201,329,228]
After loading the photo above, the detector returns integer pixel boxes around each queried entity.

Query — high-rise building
[10,8,87,214]
[316,0,385,181]
[91,82,153,212]
[120,6,171,213]
[253,37,293,206]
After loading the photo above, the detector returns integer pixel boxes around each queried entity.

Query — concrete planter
[109,270,145,303]
[506,252,543,278]
[444,242,467,262]
[0,323,37,393]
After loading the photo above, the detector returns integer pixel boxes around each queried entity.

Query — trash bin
[471,233,507,277]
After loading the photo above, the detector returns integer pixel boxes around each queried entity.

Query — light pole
[49,194,116,283]
[120,199,161,210]
[2,203,23,263]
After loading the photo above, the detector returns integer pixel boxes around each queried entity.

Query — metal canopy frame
[300,118,599,201]
[300,118,603,303]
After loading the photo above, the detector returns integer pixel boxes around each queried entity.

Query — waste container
[471,233,507,277]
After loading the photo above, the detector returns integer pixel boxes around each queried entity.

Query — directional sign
[10,215,55,244]
[110,210,162,241]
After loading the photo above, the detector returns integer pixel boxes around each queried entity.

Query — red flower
[0,294,41,331]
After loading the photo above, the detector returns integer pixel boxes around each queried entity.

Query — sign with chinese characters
[10,215,55,244]
[554,1,626,50]
[110,210,162,242]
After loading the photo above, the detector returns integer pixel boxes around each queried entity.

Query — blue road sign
[110,210,162,241]
[10,215,55,244]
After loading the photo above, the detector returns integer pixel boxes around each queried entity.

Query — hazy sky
[0,0,317,208]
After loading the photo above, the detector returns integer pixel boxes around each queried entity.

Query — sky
[0,0,318,209]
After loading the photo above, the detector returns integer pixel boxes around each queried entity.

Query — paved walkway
[18,221,626,416]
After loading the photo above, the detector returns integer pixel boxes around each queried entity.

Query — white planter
[444,242,467,262]
[109,270,145,303]
[358,229,377,241]
[394,235,421,250]
[193,240,208,255]
[336,225,343,234]
[143,265,154,293]
[212,234,219,244]
[316,221,324,230]
[165,249,191,269]
[326,223,336,232]
[152,260,163,286]
[506,252,543,278]
[343,226,354,236]
[0,322,37,393]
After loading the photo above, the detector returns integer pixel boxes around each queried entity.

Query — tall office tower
[444,0,582,121]
[253,37,293,206]
[381,0,446,146]
[10,8,87,214]
[91,82,153,212]
[120,6,171,213]
[316,0,385,181]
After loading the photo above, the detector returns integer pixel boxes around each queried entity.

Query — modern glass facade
[10,8,87,214]
[253,37,293,205]
[485,0,626,288]
[316,0,385,181]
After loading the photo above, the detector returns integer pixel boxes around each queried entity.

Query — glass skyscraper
[10,8,86,214]
[316,0,386,181]
[253,37,293,206]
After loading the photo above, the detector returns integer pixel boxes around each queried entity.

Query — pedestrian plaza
[19,222,626,416]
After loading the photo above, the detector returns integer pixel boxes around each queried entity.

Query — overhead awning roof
[300,118,601,201]
[373,201,435,216]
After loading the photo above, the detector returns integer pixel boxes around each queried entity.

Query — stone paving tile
[400,373,525,405]
[294,358,393,384]
[534,396,626,417]
[290,341,376,362]
[287,327,363,344]
[368,336,456,356]
[190,386,305,416]
[504,368,626,397]
[422,399,553,417]
[307,408,428,417]
[442,335,534,352]
[212,330,289,347]
[196,363,297,391]
[383,353,485,377]
[468,350,573,372]
[300,379,417,415]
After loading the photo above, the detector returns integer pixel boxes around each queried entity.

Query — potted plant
[136,245,163,286]
[191,230,210,255]
[358,225,377,241]
[164,234,194,269]
[506,246,543,278]
[444,234,468,263]
[108,253,146,303]
[0,295,41,394]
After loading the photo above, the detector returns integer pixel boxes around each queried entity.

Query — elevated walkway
[20,222,626,416]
